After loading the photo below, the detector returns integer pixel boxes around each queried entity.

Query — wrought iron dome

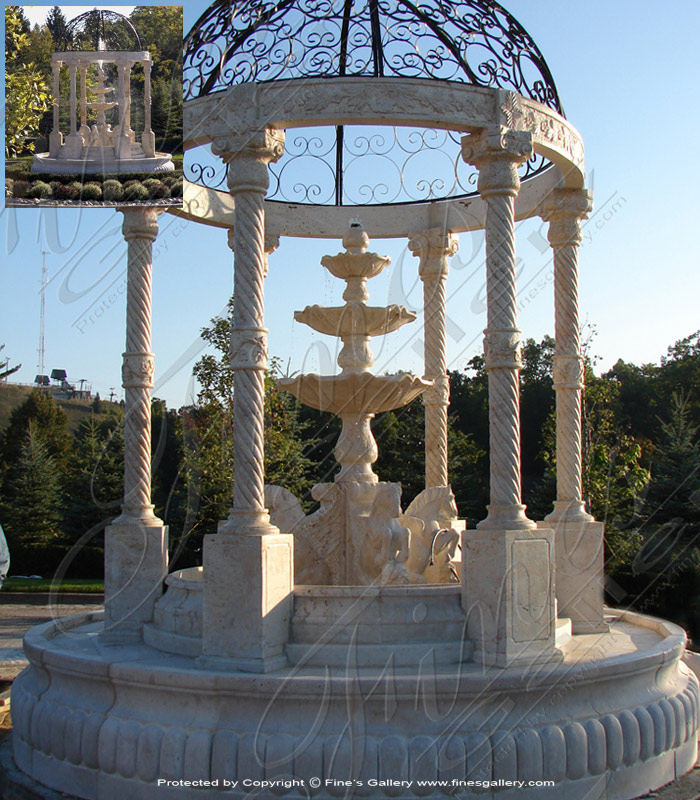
[59,9,142,52]
[184,0,561,110]
[184,0,563,206]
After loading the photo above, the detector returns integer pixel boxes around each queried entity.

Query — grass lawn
[3,577,104,593]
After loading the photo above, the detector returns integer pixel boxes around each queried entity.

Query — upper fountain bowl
[320,252,391,282]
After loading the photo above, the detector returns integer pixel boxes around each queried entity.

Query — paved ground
[0,598,699,798]
[0,595,103,680]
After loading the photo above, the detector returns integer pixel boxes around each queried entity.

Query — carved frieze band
[229,328,268,370]
[553,355,585,390]
[121,352,155,389]
[500,91,585,170]
[483,329,522,370]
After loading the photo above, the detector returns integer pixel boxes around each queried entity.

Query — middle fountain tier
[277,222,462,587]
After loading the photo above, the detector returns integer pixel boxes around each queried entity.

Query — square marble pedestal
[199,532,294,672]
[462,527,562,667]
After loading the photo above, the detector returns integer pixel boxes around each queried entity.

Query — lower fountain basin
[6,608,699,800]
[31,152,175,174]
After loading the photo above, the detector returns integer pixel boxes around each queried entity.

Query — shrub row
[7,177,183,201]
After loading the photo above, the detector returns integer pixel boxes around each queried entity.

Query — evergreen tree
[0,344,21,380]
[45,6,68,46]
[1,390,70,473]
[2,422,63,572]
[150,75,183,154]
[643,392,700,524]
[625,393,700,641]
[62,410,124,541]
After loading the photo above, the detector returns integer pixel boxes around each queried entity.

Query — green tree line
[2,321,700,640]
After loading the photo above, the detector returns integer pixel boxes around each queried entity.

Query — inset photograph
[5,5,183,207]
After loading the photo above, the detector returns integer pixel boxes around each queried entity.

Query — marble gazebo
[5,1,698,799]
[31,9,174,175]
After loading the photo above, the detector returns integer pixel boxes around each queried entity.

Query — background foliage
[2,314,700,640]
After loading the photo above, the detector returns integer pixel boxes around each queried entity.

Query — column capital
[461,127,533,196]
[212,129,285,195]
[120,207,162,241]
[540,188,593,247]
[408,228,459,279]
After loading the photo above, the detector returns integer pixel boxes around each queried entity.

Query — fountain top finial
[343,220,369,255]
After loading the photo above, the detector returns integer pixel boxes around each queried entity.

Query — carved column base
[48,131,63,158]
[100,521,168,644]
[217,510,275,535]
[538,517,608,635]
[462,527,562,667]
[545,498,592,523]
[477,503,535,531]
[199,532,294,672]
[141,131,155,158]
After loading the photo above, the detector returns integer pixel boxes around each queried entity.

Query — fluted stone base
[8,608,699,800]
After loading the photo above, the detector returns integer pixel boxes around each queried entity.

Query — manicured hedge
[5,169,184,202]
[28,181,52,199]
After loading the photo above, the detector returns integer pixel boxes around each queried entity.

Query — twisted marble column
[463,128,533,530]
[143,61,153,134]
[124,62,133,137]
[409,229,459,489]
[541,189,593,521]
[213,130,285,532]
[68,63,77,135]
[51,61,61,134]
[79,63,88,132]
[116,208,163,524]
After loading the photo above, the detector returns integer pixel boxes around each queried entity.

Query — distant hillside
[0,384,120,433]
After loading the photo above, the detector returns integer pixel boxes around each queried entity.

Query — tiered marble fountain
[275,222,462,591]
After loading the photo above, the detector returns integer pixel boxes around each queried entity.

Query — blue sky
[3,1,700,408]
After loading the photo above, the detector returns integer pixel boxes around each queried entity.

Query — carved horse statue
[359,483,411,585]
[400,485,461,583]
[265,483,344,584]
